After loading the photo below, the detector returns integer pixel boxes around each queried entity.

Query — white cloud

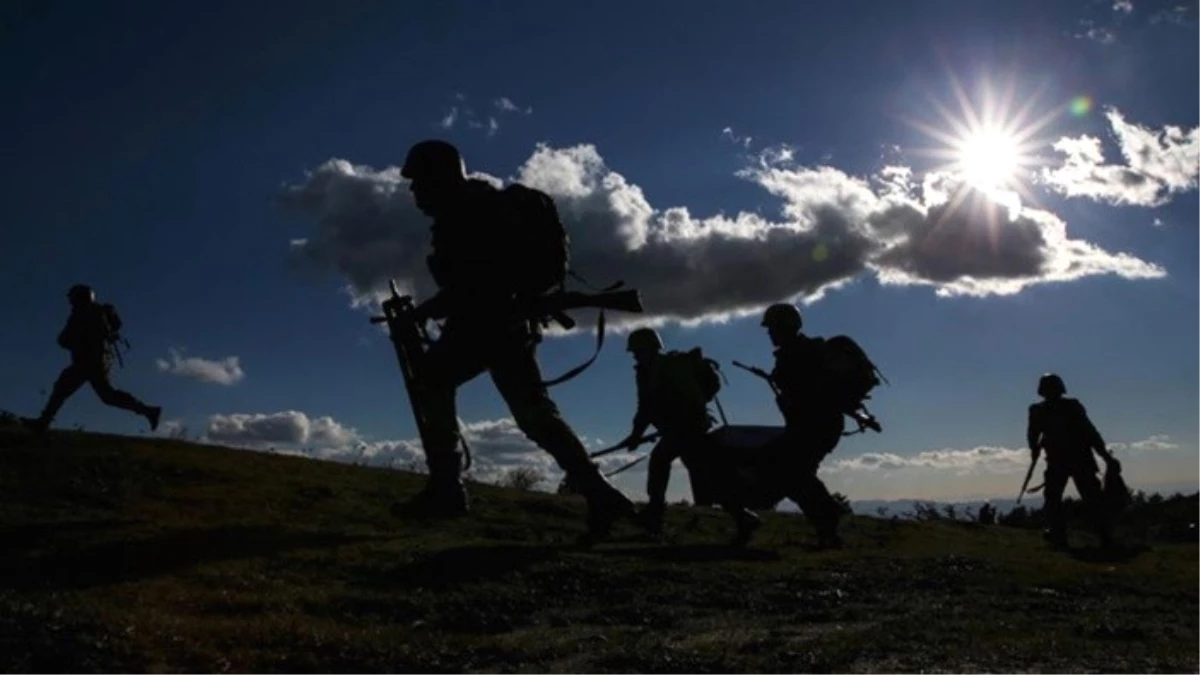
[1041,107,1200,207]
[155,348,245,385]
[278,141,1165,330]
[495,97,532,115]
[1073,20,1118,43]
[1107,433,1180,453]
[1113,0,1133,12]
[829,433,1183,475]
[439,107,459,130]
[827,445,1029,474]
[199,410,611,487]
[205,410,359,448]
[155,419,189,439]
[721,126,753,149]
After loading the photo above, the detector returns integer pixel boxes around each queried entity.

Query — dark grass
[0,426,1196,673]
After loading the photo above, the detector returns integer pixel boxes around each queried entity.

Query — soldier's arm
[1075,401,1114,462]
[1026,404,1042,458]
[56,314,78,350]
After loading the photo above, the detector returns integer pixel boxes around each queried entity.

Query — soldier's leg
[489,341,634,537]
[1071,467,1114,546]
[785,418,844,546]
[87,364,161,429]
[1040,463,1071,546]
[645,440,680,508]
[28,364,88,431]
[412,333,487,497]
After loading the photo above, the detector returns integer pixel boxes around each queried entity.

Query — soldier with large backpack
[393,139,638,543]
[614,328,761,544]
[746,302,885,549]
[1026,373,1119,549]
[24,284,162,434]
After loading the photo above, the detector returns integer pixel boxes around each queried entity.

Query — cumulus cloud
[1072,19,1118,43]
[827,445,1029,474]
[829,433,1183,475]
[278,140,1165,330]
[1113,0,1133,12]
[1107,433,1180,452]
[155,419,189,439]
[1041,107,1199,207]
[155,348,245,385]
[205,410,359,448]
[198,410,597,486]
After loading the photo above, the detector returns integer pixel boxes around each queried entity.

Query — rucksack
[98,303,123,343]
[501,183,569,296]
[813,335,884,415]
[689,348,723,403]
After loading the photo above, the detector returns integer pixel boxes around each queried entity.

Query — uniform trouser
[1042,459,1109,538]
[759,413,844,532]
[418,329,603,490]
[645,428,707,510]
[39,359,150,423]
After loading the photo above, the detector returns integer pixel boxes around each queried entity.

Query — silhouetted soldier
[615,328,760,543]
[396,139,635,541]
[1027,373,1118,548]
[978,502,996,525]
[25,284,161,434]
[756,303,846,549]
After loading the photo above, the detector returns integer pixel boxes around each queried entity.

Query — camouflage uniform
[1027,394,1114,547]
[29,292,160,432]
[405,167,633,538]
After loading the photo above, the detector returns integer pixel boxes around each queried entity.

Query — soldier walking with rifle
[734,303,884,549]
[1025,373,1119,549]
[24,284,162,434]
[612,328,760,544]
[385,139,642,543]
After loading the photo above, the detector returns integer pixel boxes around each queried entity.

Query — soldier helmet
[1037,373,1066,397]
[401,139,466,182]
[761,303,802,333]
[67,284,95,305]
[626,327,664,354]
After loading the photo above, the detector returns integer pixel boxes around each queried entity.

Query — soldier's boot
[730,508,762,547]
[575,470,636,545]
[632,500,666,535]
[392,452,469,519]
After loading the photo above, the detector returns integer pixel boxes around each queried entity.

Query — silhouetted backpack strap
[689,347,723,403]
[500,183,569,296]
[99,303,122,342]
[817,334,884,415]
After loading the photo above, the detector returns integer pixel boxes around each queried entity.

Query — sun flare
[956,128,1020,192]
[902,73,1061,211]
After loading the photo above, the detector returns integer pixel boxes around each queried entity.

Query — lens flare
[1070,96,1093,117]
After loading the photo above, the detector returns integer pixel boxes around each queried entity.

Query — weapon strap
[542,308,607,387]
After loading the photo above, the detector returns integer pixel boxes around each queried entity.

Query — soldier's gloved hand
[618,435,639,451]
[1106,456,1121,471]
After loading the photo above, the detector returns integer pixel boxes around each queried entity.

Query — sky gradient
[2,0,1196,504]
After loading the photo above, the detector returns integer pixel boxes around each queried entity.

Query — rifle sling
[542,308,606,387]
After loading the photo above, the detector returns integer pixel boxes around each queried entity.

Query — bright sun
[902,72,1060,210]
[956,129,1020,191]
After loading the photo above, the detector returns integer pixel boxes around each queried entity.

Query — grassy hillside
[0,426,1196,673]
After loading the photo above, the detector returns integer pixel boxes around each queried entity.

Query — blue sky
[1,0,1196,503]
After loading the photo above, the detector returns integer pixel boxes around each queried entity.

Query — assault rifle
[732,360,882,435]
[370,280,473,470]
